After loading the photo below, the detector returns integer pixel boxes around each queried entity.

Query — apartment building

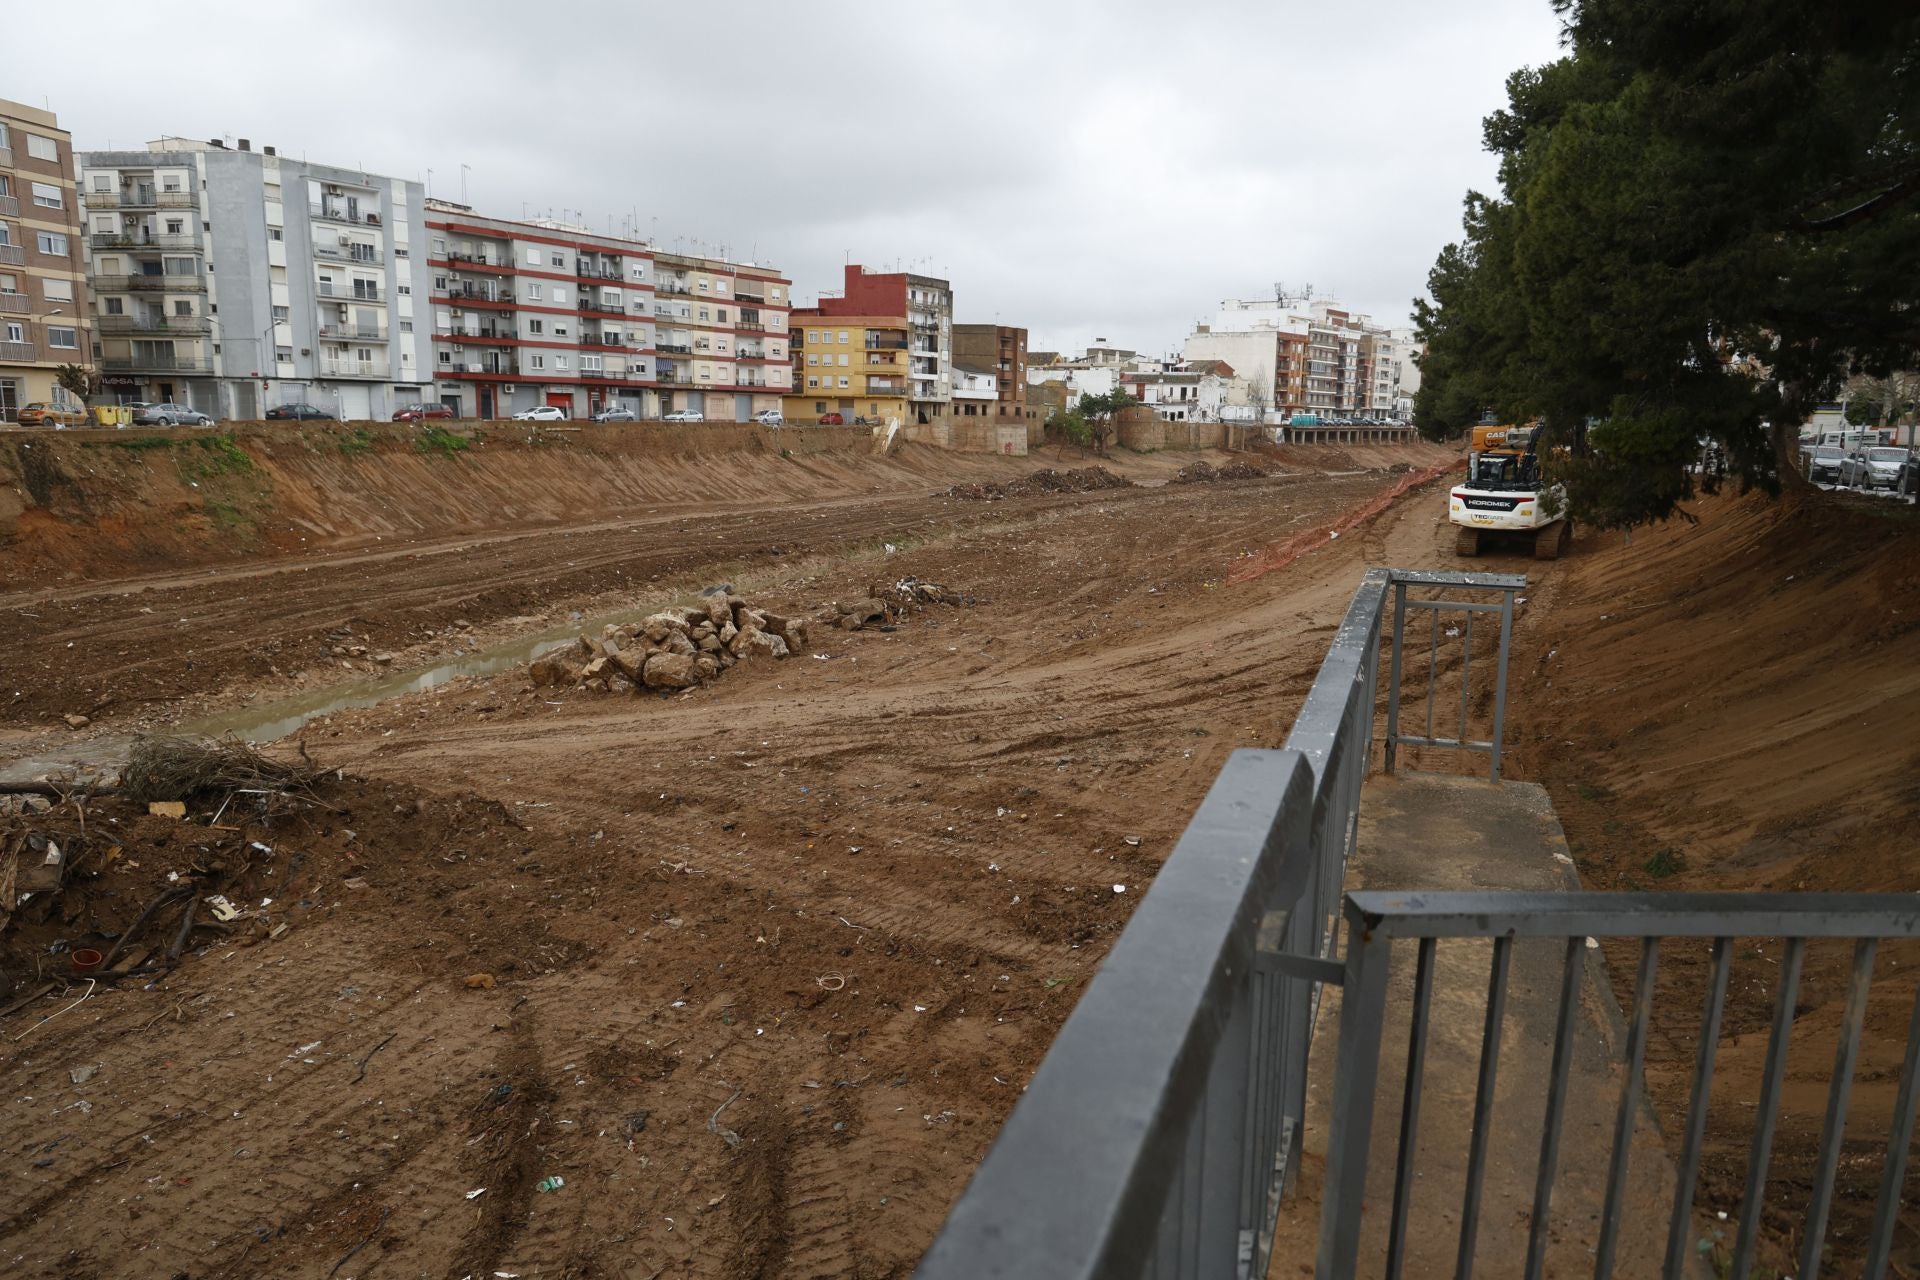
[800,265,952,424]
[1184,297,1399,420]
[0,100,91,420]
[953,323,1031,425]
[423,205,789,420]
[79,137,430,419]
[783,313,911,424]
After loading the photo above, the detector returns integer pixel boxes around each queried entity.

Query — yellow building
[782,311,910,424]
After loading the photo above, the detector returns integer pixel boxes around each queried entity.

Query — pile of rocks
[945,467,1135,502]
[529,594,808,693]
[1170,459,1267,484]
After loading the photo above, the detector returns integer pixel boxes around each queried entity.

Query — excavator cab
[1451,422,1570,559]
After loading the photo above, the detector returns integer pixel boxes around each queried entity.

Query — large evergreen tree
[1415,0,1920,527]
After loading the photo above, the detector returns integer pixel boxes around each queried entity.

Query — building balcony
[0,291,28,314]
[0,339,36,363]
[578,298,626,315]
[443,328,517,343]
[312,244,382,264]
[0,194,17,218]
[319,358,392,379]
[95,273,207,293]
[91,232,197,251]
[576,262,623,280]
[89,190,197,210]
[441,289,516,309]
[318,323,387,342]
[734,289,765,304]
[657,282,691,296]
[656,342,691,355]
[0,144,11,168]
[657,371,684,385]
[0,245,27,266]
[864,379,905,394]
[310,203,383,226]
[102,354,215,374]
[96,315,212,336]
[317,285,385,304]
[444,251,514,273]
[578,334,630,351]
[865,336,908,350]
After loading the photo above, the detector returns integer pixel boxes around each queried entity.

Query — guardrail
[917,567,1920,1279]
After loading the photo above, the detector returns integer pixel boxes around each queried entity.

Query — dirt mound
[1169,459,1267,484]
[945,466,1135,502]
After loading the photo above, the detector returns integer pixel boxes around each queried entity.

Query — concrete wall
[1116,413,1228,451]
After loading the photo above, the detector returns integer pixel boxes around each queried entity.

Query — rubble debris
[944,467,1136,502]
[464,973,497,989]
[828,577,980,631]
[529,595,805,694]
[121,735,328,806]
[1169,459,1267,484]
[62,713,91,730]
[147,801,187,820]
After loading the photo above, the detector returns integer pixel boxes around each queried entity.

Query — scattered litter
[287,1040,323,1059]
[147,801,186,819]
[1113,884,1127,894]
[1122,835,1142,847]
[816,974,846,991]
[69,1063,99,1085]
[342,877,370,890]
[536,1176,566,1193]
[205,895,241,922]
[465,1187,487,1200]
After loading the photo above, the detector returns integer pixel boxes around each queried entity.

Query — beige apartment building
[0,100,91,420]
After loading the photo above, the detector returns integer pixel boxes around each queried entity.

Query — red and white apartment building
[423,201,790,420]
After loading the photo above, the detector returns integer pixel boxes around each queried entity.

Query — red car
[393,403,456,422]
[818,412,844,425]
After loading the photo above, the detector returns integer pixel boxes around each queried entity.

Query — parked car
[591,407,637,422]
[135,402,215,426]
[393,403,456,422]
[265,403,335,421]
[752,409,785,426]
[1804,444,1846,484]
[15,402,89,428]
[513,405,568,421]
[662,409,704,423]
[1840,445,1911,491]
[817,412,845,425]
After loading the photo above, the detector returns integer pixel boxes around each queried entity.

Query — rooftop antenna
[460,163,470,205]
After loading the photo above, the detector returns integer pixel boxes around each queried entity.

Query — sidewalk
[1272,772,1702,1278]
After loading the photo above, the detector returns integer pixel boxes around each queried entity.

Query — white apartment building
[79,137,430,419]
[1184,297,1405,421]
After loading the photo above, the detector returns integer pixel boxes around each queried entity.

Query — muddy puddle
[180,604,667,744]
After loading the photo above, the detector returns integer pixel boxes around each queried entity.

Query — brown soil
[9,433,1901,1276]
[1506,488,1920,1273]
[0,443,1453,1279]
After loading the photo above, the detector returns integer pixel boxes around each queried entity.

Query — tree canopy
[1414,0,1920,527]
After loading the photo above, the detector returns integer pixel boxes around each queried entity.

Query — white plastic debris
[1113,884,1127,894]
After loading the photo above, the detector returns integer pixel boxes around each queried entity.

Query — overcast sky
[8,0,1563,356]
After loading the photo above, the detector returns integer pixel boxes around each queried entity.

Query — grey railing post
[1384,579,1406,773]
[1316,898,1392,1279]
[1489,587,1515,782]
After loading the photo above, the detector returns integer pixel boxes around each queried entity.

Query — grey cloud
[11,0,1562,354]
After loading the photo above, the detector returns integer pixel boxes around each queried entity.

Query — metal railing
[91,232,197,251]
[0,244,27,266]
[102,356,214,373]
[309,203,382,225]
[917,566,1920,1279]
[0,339,36,362]
[93,273,206,292]
[0,194,18,218]
[0,291,27,313]
[1319,893,1920,1280]
[318,286,384,303]
[89,190,196,210]
[96,315,211,335]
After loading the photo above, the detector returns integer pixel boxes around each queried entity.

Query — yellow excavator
[1449,423,1572,559]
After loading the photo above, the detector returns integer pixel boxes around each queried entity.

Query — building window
[36,231,68,256]
[395,248,408,258]
[807,376,818,388]
[555,355,569,370]
[398,285,411,296]
[551,252,564,267]
[529,354,546,370]
[104,296,124,315]
[716,308,728,323]
[173,300,193,316]
[26,134,58,162]
[438,349,452,364]
[838,331,848,344]
[527,319,543,334]
[525,247,541,267]
[400,320,413,333]
[91,175,111,192]
[553,324,569,337]
[42,278,72,303]
[698,308,709,321]
[838,376,849,388]
[838,354,849,366]
[273,305,289,322]
[553,286,567,302]
[30,182,62,209]
[805,354,816,366]
[5,322,23,343]
[47,326,78,349]
[527,283,543,301]
[165,218,184,234]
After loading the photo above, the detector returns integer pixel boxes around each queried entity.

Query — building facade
[953,323,1031,425]
[800,265,952,424]
[420,207,790,420]
[1184,297,1400,421]
[1,100,91,420]
[80,137,431,419]
[951,364,998,414]
[783,313,911,424]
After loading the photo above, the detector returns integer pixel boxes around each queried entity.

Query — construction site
[1,421,1916,1279]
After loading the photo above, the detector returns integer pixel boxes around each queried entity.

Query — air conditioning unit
[502,384,516,394]
[326,184,343,196]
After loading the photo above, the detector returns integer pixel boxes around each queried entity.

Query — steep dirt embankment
[0,422,1043,583]
[1510,489,1920,1267]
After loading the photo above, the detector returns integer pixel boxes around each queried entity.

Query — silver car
[136,402,215,426]
[1840,445,1910,490]
[1804,445,1846,484]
